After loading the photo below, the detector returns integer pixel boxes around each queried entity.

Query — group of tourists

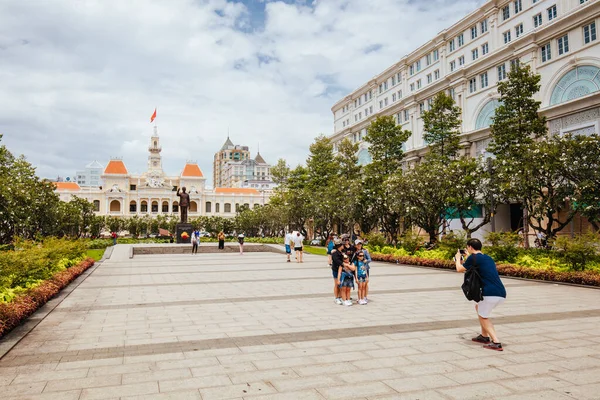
[326,234,372,306]
[190,230,227,254]
[284,231,306,263]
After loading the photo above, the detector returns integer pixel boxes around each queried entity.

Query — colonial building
[54,128,270,218]
[330,0,600,236]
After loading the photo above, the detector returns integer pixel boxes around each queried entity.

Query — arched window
[357,149,372,166]
[235,203,240,212]
[109,200,121,212]
[206,201,212,213]
[243,203,250,209]
[224,203,231,213]
[151,201,158,213]
[550,65,600,106]
[172,201,179,213]
[190,201,198,212]
[129,201,137,213]
[215,203,220,213]
[254,204,260,209]
[93,200,100,212]
[475,99,502,130]
[141,200,148,213]
[162,201,169,213]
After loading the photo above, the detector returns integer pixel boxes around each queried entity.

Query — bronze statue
[176,187,190,223]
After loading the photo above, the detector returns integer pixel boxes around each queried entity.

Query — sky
[0,0,485,186]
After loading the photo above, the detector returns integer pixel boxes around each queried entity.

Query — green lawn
[86,249,105,261]
[303,245,327,256]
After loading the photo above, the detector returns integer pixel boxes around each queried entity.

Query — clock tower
[145,126,166,188]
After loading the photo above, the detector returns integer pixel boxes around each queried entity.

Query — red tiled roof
[182,163,203,177]
[54,182,81,191]
[104,160,128,175]
[215,188,260,195]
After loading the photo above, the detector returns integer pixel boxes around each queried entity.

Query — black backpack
[462,254,483,302]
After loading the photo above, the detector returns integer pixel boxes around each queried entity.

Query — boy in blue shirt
[456,238,506,351]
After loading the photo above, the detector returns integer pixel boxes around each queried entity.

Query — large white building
[331,0,600,234]
[55,128,271,218]
[75,161,104,187]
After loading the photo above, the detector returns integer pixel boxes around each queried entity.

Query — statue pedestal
[176,223,193,244]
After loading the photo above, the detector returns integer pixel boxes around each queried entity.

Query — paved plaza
[1,245,600,399]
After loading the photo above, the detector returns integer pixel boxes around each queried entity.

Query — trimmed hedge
[371,253,600,287]
[0,258,95,338]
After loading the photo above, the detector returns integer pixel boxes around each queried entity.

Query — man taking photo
[455,238,506,351]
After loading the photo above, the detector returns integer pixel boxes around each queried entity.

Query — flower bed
[0,257,95,338]
[370,253,600,287]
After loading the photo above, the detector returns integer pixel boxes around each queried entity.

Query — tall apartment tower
[330,0,600,237]
[213,136,250,188]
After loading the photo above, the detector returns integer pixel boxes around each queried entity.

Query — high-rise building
[330,0,600,236]
[221,152,273,188]
[75,161,104,187]
[213,137,251,188]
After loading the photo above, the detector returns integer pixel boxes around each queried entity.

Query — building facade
[221,152,273,188]
[331,0,600,236]
[75,161,104,187]
[212,137,251,188]
[55,128,270,219]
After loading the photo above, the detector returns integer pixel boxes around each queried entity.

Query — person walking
[218,231,225,250]
[354,239,372,302]
[293,232,304,263]
[191,229,200,254]
[238,233,245,255]
[331,239,344,305]
[111,231,117,246]
[455,238,507,351]
[284,231,294,262]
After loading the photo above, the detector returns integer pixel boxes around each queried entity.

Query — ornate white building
[331,0,600,235]
[55,128,270,218]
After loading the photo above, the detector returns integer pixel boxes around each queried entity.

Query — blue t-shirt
[463,253,506,298]
[355,260,368,279]
[327,241,335,254]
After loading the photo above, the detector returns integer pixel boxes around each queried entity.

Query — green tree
[271,158,290,186]
[490,64,574,242]
[395,161,452,244]
[422,92,462,161]
[561,134,600,231]
[363,115,411,242]
[446,157,500,238]
[0,135,63,243]
[306,135,338,238]
[335,138,361,236]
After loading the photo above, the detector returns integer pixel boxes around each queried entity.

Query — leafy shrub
[414,248,450,260]
[0,258,95,338]
[363,232,387,248]
[553,233,600,271]
[398,231,424,255]
[437,231,468,259]
[484,231,520,263]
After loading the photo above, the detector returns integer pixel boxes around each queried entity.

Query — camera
[459,249,466,255]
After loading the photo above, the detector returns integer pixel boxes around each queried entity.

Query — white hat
[355,239,363,245]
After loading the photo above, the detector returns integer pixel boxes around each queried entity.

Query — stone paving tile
[5,389,83,400]
[2,251,600,400]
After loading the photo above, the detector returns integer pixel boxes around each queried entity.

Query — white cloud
[0,0,483,183]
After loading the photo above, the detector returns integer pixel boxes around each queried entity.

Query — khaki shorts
[477,296,505,318]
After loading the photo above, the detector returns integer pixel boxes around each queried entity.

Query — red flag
[150,108,157,123]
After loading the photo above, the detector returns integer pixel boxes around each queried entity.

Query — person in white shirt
[284,232,294,262]
[293,232,305,263]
